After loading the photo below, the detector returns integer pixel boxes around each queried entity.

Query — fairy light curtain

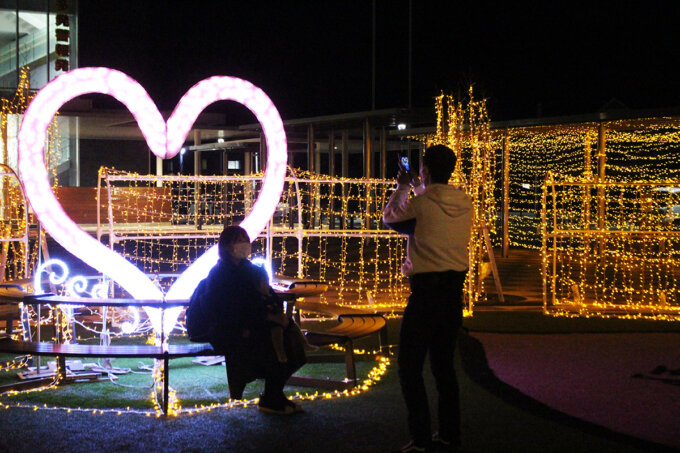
[542,175,680,320]
[534,117,680,320]
[502,117,680,249]
[411,90,497,313]
[1,68,60,281]
[98,168,409,309]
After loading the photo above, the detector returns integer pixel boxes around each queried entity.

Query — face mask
[232,242,251,261]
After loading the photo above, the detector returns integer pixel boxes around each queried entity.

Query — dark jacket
[203,258,270,351]
[202,258,305,394]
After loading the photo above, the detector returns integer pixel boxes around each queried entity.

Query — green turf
[0,354,378,410]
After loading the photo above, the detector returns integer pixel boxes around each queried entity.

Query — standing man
[383,145,473,452]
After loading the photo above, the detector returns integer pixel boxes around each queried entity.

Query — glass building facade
[0,0,79,185]
[0,0,78,91]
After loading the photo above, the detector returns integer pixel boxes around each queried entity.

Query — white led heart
[18,67,287,334]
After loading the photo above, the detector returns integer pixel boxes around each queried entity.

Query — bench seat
[0,338,215,415]
[287,302,389,391]
[0,338,214,358]
[304,315,387,346]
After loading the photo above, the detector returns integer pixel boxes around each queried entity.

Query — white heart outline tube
[18,67,288,334]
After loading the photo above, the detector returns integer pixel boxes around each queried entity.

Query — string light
[1,67,61,282]
[0,354,390,417]
[542,175,680,320]
[410,89,497,314]
[502,118,680,249]
[97,168,411,310]
[0,356,30,372]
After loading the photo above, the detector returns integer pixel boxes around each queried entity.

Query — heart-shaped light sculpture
[18,67,287,334]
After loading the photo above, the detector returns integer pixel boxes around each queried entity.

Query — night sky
[78,1,680,123]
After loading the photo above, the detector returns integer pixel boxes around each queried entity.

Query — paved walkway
[468,331,680,450]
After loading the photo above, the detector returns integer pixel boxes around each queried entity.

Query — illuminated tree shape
[419,89,497,313]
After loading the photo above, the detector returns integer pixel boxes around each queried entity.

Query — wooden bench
[289,300,389,390]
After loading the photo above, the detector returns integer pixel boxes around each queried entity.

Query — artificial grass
[0,355,378,410]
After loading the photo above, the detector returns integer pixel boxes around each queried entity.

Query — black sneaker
[393,440,427,452]
[432,432,458,451]
[283,398,304,413]
[257,399,296,415]
[257,396,303,415]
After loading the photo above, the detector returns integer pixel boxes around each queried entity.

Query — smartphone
[400,156,410,172]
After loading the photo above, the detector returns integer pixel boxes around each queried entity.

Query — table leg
[163,355,169,415]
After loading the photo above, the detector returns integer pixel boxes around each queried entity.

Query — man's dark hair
[423,144,456,184]
[218,225,248,260]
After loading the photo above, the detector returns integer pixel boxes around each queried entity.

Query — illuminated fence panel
[281,236,408,308]
[541,177,680,319]
[606,119,680,182]
[98,168,414,310]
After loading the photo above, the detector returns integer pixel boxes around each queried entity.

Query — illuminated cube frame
[541,173,680,320]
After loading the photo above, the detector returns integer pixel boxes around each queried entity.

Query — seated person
[201,225,307,414]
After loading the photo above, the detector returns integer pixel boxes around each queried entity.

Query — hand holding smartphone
[397,155,414,186]
[399,156,410,172]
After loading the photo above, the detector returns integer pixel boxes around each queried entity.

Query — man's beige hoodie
[382,183,473,276]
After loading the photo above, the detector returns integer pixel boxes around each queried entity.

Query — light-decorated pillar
[341,130,349,178]
[502,132,510,258]
[259,132,267,173]
[363,119,372,228]
[307,124,315,174]
[341,130,349,228]
[363,118,372,178]
[193,130,201,227]
[329,132,336,228]
[597,122,607,260]
[193,130,201,175]
[380,127,387,180]
[328,132,336,177]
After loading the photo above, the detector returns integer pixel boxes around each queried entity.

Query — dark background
[78,1,680,123]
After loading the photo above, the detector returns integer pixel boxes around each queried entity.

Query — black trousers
[218,323,306,403]
[398,270,466,446]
